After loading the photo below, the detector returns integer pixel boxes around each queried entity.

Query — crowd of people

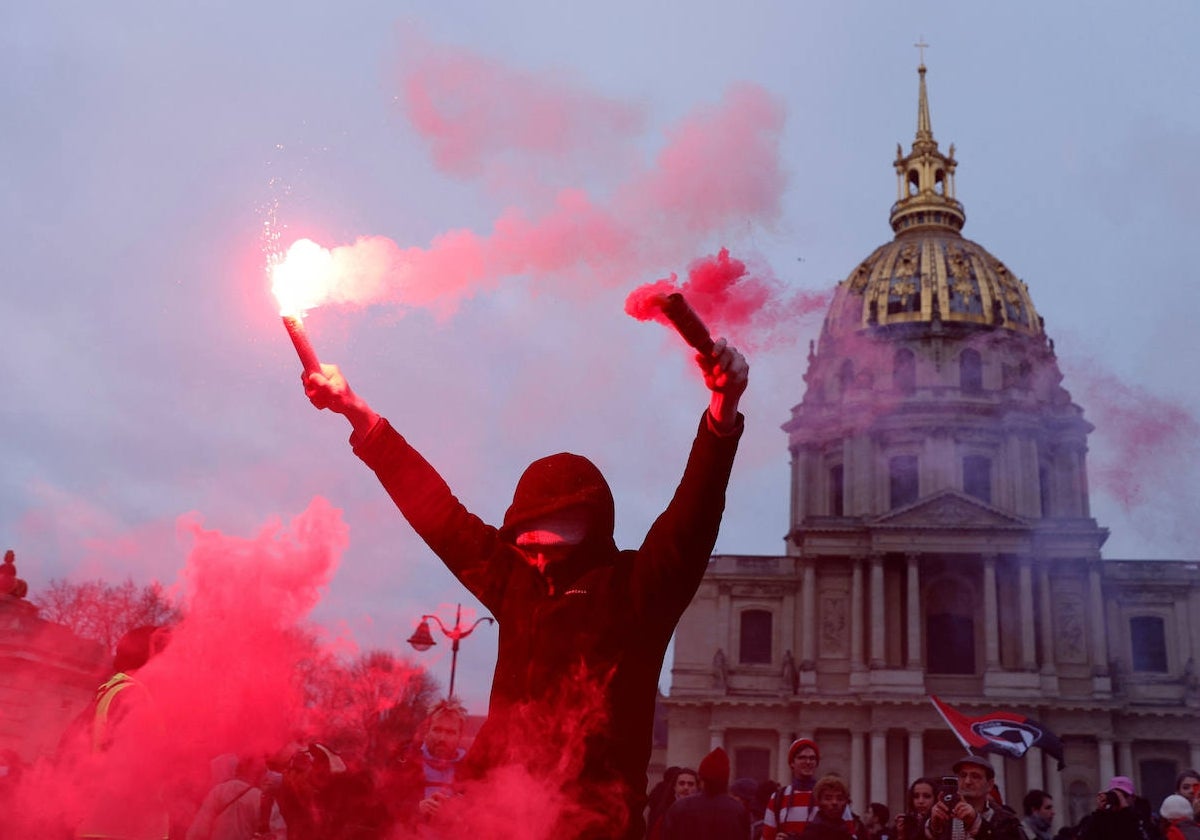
[643,741,1200,840]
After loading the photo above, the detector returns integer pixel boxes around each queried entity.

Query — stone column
[1018,556,1037,670]
[1098,736,1115,784]
[779,731,794,783]
[906,553,923,668]
[717,583,732,654]
[1038,565,1056,675]
[870,729,888,806]
[1046,756,1064,832]
[870,554,886,668]
[983,554,1001,670]
[1026,748,1044,792]
[1117,740,1133,776]
[908,729,924,784]
[851,557,865,672]
[801,558,817,668]
[851,729,866,813]
[1088,562,1110,673]
[710,726,726,751]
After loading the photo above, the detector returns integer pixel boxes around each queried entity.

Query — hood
[499,453,616,549]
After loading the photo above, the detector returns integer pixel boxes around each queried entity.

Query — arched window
[1130,616,1168,672]
[908,170,919,196]
[894,348,916,394]
[739,609,772,664]
[960,349,983,393]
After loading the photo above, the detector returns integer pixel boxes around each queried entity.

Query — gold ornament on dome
[946,246,970,279]
[891,278,917,307]
[849,263,872,294]
[895,244,919,277]
[953,276,975,301]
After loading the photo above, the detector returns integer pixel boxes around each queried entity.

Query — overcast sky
[4,1,1198,712]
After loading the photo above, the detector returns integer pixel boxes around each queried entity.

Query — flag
[930,695,1066,770]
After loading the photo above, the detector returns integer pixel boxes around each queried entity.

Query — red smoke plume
[1074,365,1200,522]
[625,247,831,351]
[268,42,793,324]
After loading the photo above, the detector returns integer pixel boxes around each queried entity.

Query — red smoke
[270,42,792,322]
[1075,366,1200,513]
[398,29,643,181]
[626,247,832,351]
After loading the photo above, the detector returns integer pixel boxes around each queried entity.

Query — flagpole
[929,695,975,754]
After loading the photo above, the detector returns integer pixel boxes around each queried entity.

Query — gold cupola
[822,62,1041,338]
[889,61,965,234]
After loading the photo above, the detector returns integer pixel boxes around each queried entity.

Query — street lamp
[406,603,495,699]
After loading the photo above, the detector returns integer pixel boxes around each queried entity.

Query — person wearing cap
[1160,794,1200,840]
[302,339,748,840]
[1076,776,1160,840]
[926,755,1021,840]
[660,748,751,840]
[764,739,855,840]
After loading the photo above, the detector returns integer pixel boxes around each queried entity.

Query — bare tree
[296,645,441,765]
[34,577,182,658]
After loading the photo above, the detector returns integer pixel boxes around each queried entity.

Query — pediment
[871,490,1031,529]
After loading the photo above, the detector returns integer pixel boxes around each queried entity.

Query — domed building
[663,63,1200,824]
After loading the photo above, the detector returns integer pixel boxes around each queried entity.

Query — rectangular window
[889,455,919,509]
[739,610,773,664]
[963,455,992,504]
[1130,616,1168,672]
[735,747,771,783]
[830,465,844,516]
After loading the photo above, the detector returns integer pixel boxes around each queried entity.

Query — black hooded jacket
[351,411,742,838]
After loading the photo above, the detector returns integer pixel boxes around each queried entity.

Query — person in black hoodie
[302,337,748,840]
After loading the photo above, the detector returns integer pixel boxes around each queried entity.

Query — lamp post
[406,603,495,699]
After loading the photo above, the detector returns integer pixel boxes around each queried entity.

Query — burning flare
[269,238,333,376]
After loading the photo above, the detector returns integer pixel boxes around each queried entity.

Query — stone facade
[663,64,1200,828]
[0,592,108,763]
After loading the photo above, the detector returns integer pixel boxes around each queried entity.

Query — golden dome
[824,63,1041,338]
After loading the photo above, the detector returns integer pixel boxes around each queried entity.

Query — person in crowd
[61,624,173,840]
[379,699,468,832]
[730,777,767,840]
[647,768,699,839]
[1160,795,1200,840]
[1072,776,1159,840]
[864,802,892,840]
[764,738,854,839]
[1176,772,1200,820]
[803,775,859,840]
[646,767,683,838]
[185,753,284,840]
[895,778,938,840]
[1021,790,1055,840]
[926,756,1021,840]
[660,748,750,840]
[302,336,748,840]
[272,742,386,840]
